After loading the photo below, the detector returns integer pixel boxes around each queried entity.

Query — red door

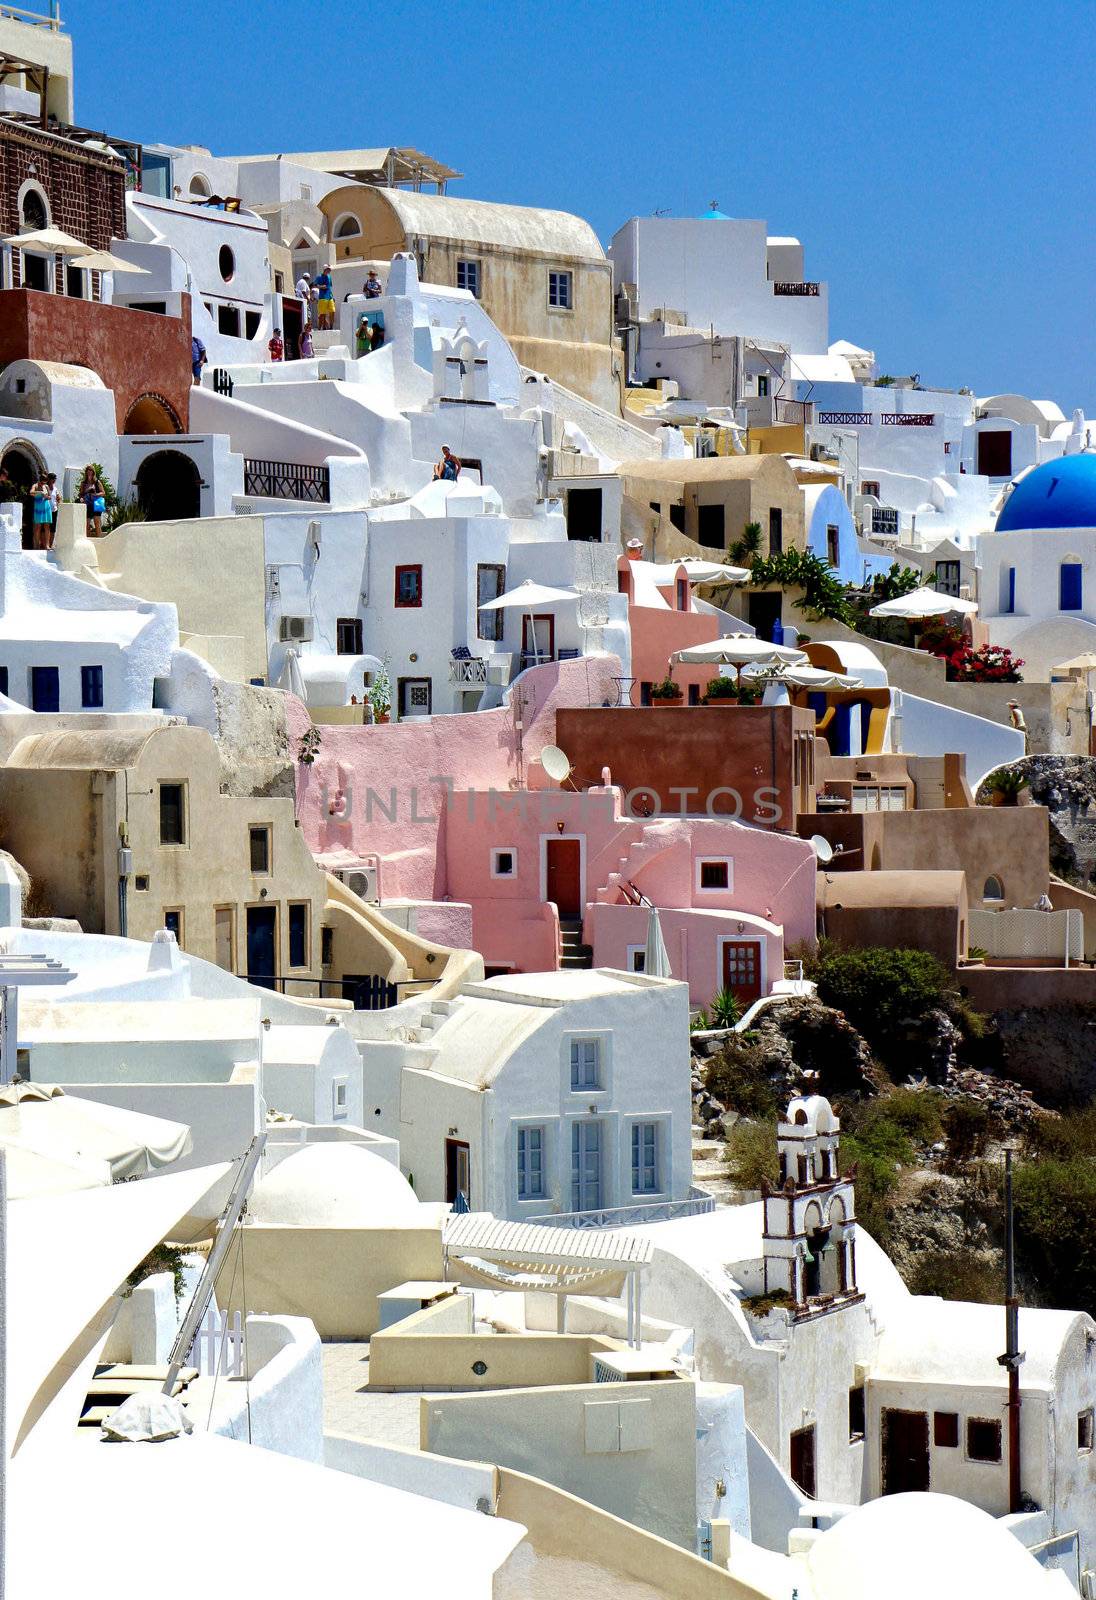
[546,839,581,917]
[722,939,762,1002]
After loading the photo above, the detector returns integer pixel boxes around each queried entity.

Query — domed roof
[807,1492,1056,1599]
[249,1143,420,1226]
[700,204,730,219]
[995,453,1096,532]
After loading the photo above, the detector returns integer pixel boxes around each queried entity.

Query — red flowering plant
[948,642,1024,683]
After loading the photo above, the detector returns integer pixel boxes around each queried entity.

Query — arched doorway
[134,450,201,521]
[0,441,47,548]
[124,393,182,436]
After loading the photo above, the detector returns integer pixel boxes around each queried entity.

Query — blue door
[571,1120,602,1212]
[30,666,59,712]
[246,905,277,990]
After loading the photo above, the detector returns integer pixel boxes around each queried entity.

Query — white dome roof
[807,1493,1058,1600]
[249,1144,420,1226]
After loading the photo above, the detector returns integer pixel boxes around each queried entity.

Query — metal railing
[772,281,820,296]
[774,397,813,425]
[239,971,429,1009]
[529,1188,715,1231]
[449,657,487,685]
[0,3,62,28]
[243,458,330,503]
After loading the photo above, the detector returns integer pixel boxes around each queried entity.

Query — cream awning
[0,1086,192,1179]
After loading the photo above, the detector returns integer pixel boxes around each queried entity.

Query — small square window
[491,848,516,878]
[456,258,481,298]
[966,1417,1002,1463]
[548,269,573,309]
[627,945,646,973]
[849,1386,865,1441]
[80,664,104,709]
[934,1411,959,1448]
[1079,1410,1094,1452]
[159,782,185,845]
[134,875,149,892]
[332,1078,348,1118]
[249,825,271,874]
[698,859,731,891]
[570,1037,601,1091]
[395,564,422,607]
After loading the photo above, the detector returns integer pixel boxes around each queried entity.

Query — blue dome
[701,205,729,219]
[995,454,1096,532]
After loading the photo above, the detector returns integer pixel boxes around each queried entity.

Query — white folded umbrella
[643,905,672,979]
[869,585,978,619]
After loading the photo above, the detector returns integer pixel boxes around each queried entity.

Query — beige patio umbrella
[68,248,150,275]
[2,226,89,255]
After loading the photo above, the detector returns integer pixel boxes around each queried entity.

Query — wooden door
[722,939,763,1003]
[445,1138,470,1205]
[246,905,277,990]
[546,838,581,917]
[881,1408,930,1495]
[789,1425,816,1498]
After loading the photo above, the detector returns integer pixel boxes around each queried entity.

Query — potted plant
[365,661,392,725]
[703,675,739,705]
[981,767,1028,807]
[649,675,683,706]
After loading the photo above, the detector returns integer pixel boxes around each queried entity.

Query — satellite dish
[540,744,572,784]
[810,834,834,865]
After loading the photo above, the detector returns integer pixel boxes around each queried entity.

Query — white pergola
[442,1214,653,1348]
[0,956,75,1085]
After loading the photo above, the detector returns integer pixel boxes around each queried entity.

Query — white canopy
[3,226,89,255]
[869,586,978,619]
[0,1086,192,1179]
[69,248,151,275]
[671,634,808,667]
[478,578,580,611]
[742,663,863,689]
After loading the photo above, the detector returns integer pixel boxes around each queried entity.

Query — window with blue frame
[30,666,59,713]
[631,1122,660,1195]
[1060,562,1083,612]
[517,1125,545,1200]
[80,664,104,708]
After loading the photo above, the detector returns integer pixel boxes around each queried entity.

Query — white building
[355,968,694,1220]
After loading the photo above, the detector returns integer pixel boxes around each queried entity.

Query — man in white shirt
[295,271,311,308]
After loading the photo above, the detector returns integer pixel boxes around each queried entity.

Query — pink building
[618,552,743,703]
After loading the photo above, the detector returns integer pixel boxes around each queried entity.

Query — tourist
[364,269,383,299]
[268,328,284,362]
[46,473,59,538]
[355,315,372,358]
[298,322,314,359]
[191,333,207,384]
[30,474,52,550]
[370,321,385,352]
[295,270,311,309]
[78,464,106,537]
[314,264,335,331]
[432,445,461,482]
[1007,699,1029,752]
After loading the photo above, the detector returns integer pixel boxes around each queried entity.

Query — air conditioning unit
[593,1351,679,1383]
[279,615,314,643]
[336,865,379,904]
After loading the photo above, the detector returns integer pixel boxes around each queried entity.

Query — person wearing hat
[295,270,312,312]
[1007,700,1028,752]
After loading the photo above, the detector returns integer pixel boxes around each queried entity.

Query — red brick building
[0,118,126,290]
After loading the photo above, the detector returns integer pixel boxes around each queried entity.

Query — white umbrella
[671,634,808,667]
[2,226,89,255]
[643,905,672,979]
[277,647,307,701]
[69,248,151,275]
[741,664,862,689]
[479,578,580,668]
[869,585,978,619]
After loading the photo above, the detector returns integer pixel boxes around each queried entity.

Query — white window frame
[332,1078,348,1119]
[491,846,518,879]
[717,936,767,998]
[516,1122,547,1202]
[456,258,482,298]
[695,856,734,894]
[626,943,646,974]
[547,268,573,310]
[567,1033,609,1095]
[630,1119,662,1197]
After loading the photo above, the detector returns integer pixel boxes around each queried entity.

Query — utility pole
[998,1146,1025,1513]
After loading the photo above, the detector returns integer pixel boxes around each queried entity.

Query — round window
[471,1360,487,1376]
[218,244,235,282]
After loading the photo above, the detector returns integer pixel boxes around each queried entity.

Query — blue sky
[67,0,1095,409]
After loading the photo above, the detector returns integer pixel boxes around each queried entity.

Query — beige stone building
[616,453,806,562]
[316,186,620,411]
[0,723,471,999]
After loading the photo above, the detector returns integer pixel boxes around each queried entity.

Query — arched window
[333,214,362,239]
[189,173,211,197]
[983,875,1004,903]
[20,188,47,230]
[218,244,235,283]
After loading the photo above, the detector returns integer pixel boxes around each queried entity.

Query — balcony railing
[243,458,330,503]
[772,281,820,297]
[449,656,487,685]
[529,1188,715,1231]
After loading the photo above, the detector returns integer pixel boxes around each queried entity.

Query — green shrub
[1013,1155,1096,1315]
[705,1033,779,1119]
[725,1118,780,1190]
[814,945,950,1056]
[871,1087,944,1147]
[840,1131,901,1243]
[710,987,742,1029]
[742,1288,792,1318]
[906,1249,1001,1303]
[942,1098,1000,1165]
